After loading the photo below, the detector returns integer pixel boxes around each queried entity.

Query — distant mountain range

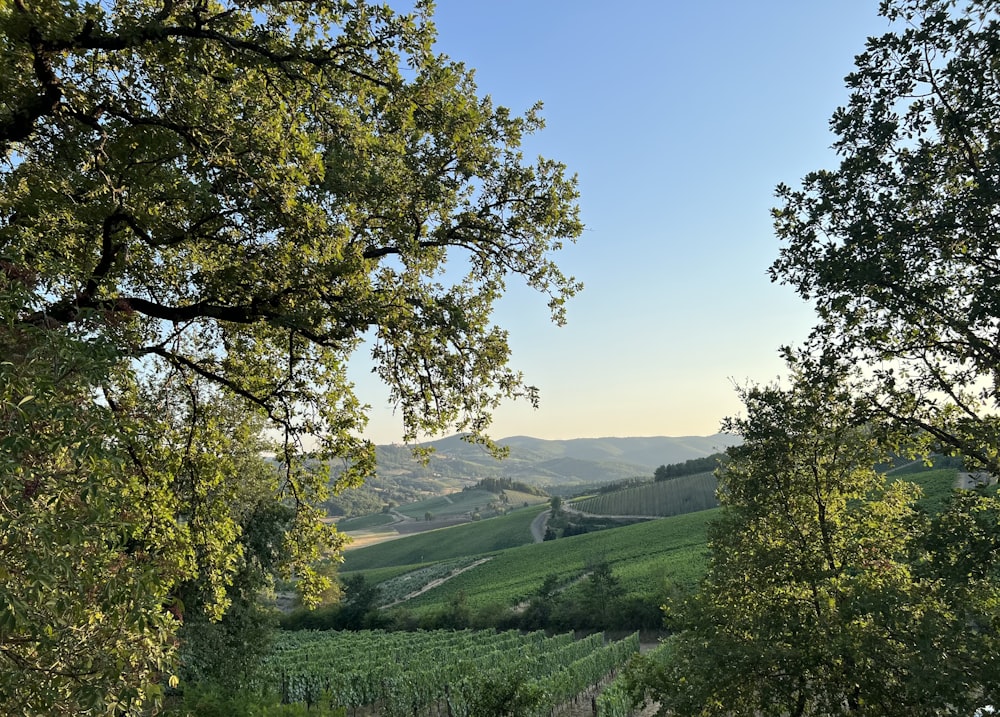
[374,434,741,487]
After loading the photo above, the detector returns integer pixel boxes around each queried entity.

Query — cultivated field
[572,472,718,517]
[256,629,640,716]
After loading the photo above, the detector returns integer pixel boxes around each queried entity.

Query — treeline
[589,454,725,498]
[469,477,548,496]
[653,453,724,481]
[596,476,650,494]
[281,563,668,634]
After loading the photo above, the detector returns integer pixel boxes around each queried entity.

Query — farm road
[531,509,550,543]
[562,504,662,521]
[382,557,493,608]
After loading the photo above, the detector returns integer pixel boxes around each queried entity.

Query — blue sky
[351,1,893,444]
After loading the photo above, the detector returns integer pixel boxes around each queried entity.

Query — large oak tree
[772,0,1000,472]
[649,360,999,716]
[644,1,1000,713]
[0,0,581,712]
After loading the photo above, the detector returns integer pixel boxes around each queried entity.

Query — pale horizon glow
[348,1,891,445]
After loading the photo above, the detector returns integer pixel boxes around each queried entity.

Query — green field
[341,468,965,617]
[394,489,499,519]
[341,504,544,572]
[504,489,550,507]
[406,509,712,611]
[904,467,960,513]
[343,509,714,614]
[334,512,397,531]
[573,471,718,517]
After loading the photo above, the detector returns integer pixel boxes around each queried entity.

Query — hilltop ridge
[328,433,741,517]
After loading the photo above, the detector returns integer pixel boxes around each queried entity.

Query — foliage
[596,642,673,717]
[472,477,548,496]
[161,685,346,717]
[555,560,624,629]
[547,511,649,540]
[595,476,650,494]
[648,1,1000,711]
[323,486,387,520]
[771,0,1000,473]
[653,453,724,481]
[0,324,178,715]
[1,0,580,710]
[550,494,563,513]
[651,362,1000,715]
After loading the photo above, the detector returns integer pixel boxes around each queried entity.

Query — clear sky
[349,1,893,444]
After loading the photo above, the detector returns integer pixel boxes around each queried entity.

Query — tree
[646,2,1000,712]
[0,324,179,714]
[651,357,1000,715]
[771,0,1000,475]
[1,0,582,711]
[653,362,956,716]
[549,495,563,514]
[577,560,623,629]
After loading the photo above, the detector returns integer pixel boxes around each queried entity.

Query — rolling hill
[337,467,964,619]
[371,433,741,487]
[327,433,741,519]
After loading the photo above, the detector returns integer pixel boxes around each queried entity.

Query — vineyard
[341,505,544,571]
[255,629,640,716]
[572,472,718,518]
[344,508,714,614]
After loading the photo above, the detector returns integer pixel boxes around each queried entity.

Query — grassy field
[360,509,715,613]
[341,504,544,572]
[504,489,550,507]
[394,489,499,519]
[405,510,713,611]
[572,471,718,517]
[341,467,966,616]
[335,512,397,531]
[904,467,959,514]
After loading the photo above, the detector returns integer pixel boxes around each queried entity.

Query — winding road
[530,509,550,543]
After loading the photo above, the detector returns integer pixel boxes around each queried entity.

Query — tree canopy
[0,0,581,711]
[643,1,1000,713]
[651,361,999,716]
[772,0,1000,471]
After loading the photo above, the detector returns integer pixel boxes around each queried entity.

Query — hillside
[342,508,714,614]
[572,471,719,517]
[328,433,741,518]
[405,433,740,475]
[338,467,963,619]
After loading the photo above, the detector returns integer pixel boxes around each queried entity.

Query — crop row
[254,629,639,716]
[573,472,718,518]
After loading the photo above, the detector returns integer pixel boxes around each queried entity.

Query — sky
[349,1,894,444]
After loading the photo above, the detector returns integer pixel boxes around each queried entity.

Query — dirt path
[389,509,413,524]
[531,509,550,543]
[562,504,662,521]
[381,557,492,608]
